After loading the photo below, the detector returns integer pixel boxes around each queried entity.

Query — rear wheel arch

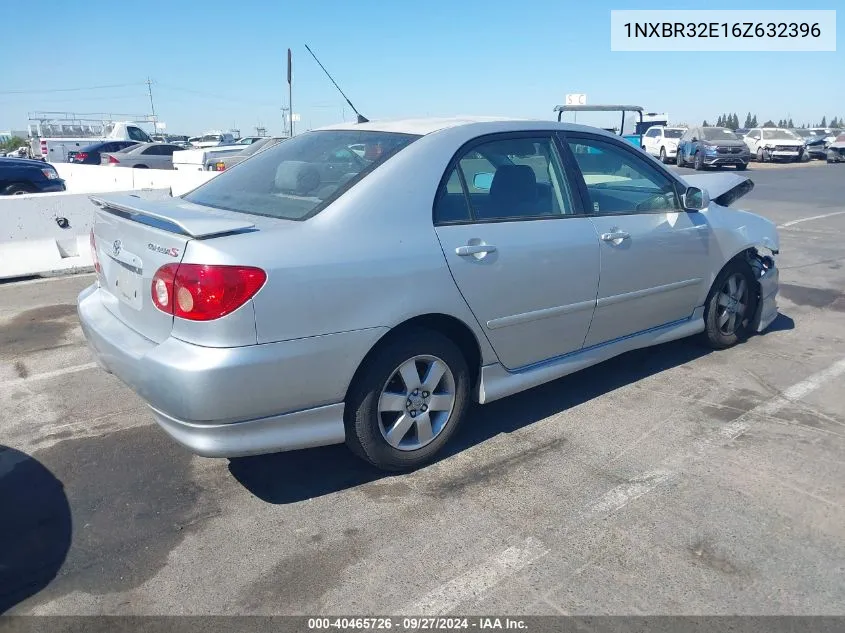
[344,313,482,404]
[2,182,36,195]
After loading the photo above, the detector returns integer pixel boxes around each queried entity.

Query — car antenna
[304,43,369,124]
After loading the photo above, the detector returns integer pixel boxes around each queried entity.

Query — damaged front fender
[745,248,779,333]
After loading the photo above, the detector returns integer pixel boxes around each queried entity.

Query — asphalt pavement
[1,163,844,616]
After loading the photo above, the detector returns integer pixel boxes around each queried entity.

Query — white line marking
[779,211,845,228]
[407,537,548,616]
[2,362,98,389]
[587,469,675,516]
[720,357,845,439]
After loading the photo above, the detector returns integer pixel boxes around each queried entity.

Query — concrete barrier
[54,163,218,196]
[0,189,171,280]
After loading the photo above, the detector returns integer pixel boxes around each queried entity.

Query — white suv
[642,126,687,163]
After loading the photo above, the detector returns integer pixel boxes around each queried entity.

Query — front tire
[694,151,705,171]
[676,150,684,167]
[757,147,767,163]
[659,147,667,163]
[735,163,748,171]
[344,328,470,471]
[702,259,758,350]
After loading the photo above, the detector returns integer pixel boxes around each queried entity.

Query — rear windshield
[184,130,419,220]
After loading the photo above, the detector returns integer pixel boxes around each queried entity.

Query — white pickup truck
[30,121,153,163]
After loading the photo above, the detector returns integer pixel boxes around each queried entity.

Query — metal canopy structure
[553,105,647,144]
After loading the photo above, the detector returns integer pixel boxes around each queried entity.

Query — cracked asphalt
[1,163,844,616]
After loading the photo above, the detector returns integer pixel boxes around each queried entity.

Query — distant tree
[820,116,827,127]
[0,136,25,152]
[778,119,785,127]
[787,118,794,128]
[751,115,758,127]
[744,112,752,128]
[732,113,739,129]
[762,120,775,128]
[716,115,723,127]
[702,119,710,127]
[830,117,839,127]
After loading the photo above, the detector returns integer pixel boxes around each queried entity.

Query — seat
[487,164,539,218]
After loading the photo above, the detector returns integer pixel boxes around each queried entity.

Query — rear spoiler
[90,194,255,239]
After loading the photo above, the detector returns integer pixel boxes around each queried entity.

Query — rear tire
[701,259,758,350]
[2,183,34,195]
[133,164,149,169]
[344,328,471,471]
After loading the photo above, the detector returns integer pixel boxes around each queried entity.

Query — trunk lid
[89,194,256,343]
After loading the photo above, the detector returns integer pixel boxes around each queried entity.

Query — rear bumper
[77,283,387,457]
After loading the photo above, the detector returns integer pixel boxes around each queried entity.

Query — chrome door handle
[600,231,630,242]
[456,244,497,256]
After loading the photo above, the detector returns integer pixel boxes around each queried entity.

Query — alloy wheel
[377,355,456,451]
[716,273,749,335]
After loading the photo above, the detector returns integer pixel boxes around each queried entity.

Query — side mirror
[683,186,710,212]
[473,172,494,191]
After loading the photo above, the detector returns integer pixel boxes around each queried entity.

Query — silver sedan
[78,118,780,471]
[101,142,185,169]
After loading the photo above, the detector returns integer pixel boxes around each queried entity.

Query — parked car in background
[827,134,845,163]
[641,125,687,163]
[207,136,286,171]
[101,142,185,169]
[68,140,140,164]
[676,126,749,170]
[234,136,266,146]
[744,128,805,163]
[193,132,236,148]
[792,129,828,159]
[80,117,780,471]
[0,157,65,194]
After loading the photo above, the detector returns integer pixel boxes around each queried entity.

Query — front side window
[435,136,575,223]
[184,130,419,220]
[567,137,683,215]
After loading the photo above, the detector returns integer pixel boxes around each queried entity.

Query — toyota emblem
[113,240,122,257]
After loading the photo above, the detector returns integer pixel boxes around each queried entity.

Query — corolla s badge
[147,242,180,257]
[112,240,122,257]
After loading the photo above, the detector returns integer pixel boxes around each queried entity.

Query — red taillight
[215,162,225,171]
[89,230,101,273]
[108,155,120,164]
[151,264,266,321]
[75,152,88,162]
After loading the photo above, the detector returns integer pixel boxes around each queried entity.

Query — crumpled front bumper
[749,254,779,333]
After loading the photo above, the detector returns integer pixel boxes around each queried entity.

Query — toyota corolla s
[78,117,780,471]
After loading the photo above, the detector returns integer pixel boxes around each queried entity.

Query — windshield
[184,130,419,220]
[762,129,800,140]
[792,129,811,137]
[702,128,739,141]
[664,129,684,138]
[200,135,223,142]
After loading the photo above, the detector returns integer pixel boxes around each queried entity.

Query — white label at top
[611,10,836,51]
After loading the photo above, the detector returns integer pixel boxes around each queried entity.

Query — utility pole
[287,48,294,136]
[146,77,157,134]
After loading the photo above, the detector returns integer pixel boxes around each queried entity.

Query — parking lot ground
[1,165,845,616]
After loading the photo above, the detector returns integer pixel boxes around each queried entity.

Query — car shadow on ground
[0,445,71,614]
[229,313,795,505]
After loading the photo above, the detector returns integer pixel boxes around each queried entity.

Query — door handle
[456,244,497,256]
[600,231,630,242]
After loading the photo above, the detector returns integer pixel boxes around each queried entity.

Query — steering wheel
[635,191,674,212]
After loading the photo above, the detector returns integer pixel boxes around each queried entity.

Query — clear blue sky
[2,0,842,136]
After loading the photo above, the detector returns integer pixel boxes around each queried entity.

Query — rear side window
[184,130,419,220]
[434,135,575,223]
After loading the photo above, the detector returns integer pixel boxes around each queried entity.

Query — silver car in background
[101,142,186,169]
[78,117,780,471]
[205,136,287,172]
